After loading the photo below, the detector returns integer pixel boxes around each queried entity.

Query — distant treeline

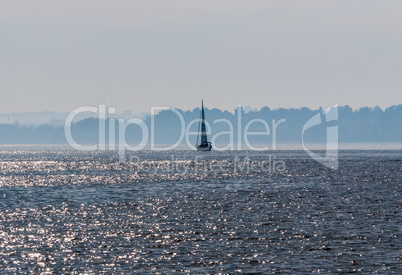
[0,105,401,145]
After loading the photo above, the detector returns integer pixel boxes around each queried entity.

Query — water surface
[0,150,401,273]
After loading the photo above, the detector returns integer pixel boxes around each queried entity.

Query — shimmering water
[0,150,401,273]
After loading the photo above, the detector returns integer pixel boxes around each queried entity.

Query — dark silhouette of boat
[196,100,212,151]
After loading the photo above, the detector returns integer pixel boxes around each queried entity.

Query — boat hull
[197,145,212,151]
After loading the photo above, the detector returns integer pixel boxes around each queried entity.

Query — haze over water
[0,150,400,273]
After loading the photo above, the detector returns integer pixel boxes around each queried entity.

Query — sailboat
[196,100,212,151]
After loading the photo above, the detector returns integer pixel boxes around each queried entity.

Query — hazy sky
[1,0,401,113]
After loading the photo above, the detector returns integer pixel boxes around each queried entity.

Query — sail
[200,100,208,144]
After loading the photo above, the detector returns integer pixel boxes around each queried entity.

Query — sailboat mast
[201,100,205,121]
[200,100,208,144]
